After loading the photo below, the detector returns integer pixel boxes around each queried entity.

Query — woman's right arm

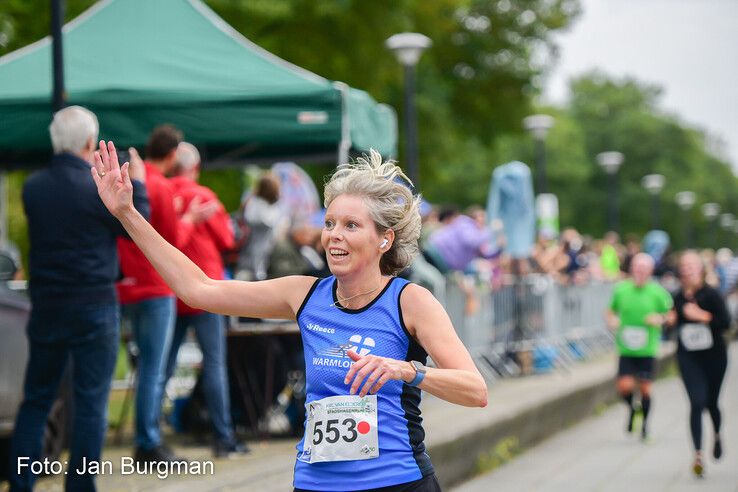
[92,140,314,319]
[117,205,314,318]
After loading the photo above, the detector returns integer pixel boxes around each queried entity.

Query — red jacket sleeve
[205,203,235,252]
[149,177,179,245]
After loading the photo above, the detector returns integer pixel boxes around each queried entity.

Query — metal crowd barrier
[447,274,615,381]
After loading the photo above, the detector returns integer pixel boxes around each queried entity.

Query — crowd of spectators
[154,182,738,316]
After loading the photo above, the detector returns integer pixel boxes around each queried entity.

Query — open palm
[91,140,134,217]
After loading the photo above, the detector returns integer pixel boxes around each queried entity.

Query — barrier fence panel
[445,274,615,381]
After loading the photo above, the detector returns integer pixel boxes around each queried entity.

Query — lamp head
[702,202,720,219]
[385,33,432,66]
[523,114,555,140]
[720,213,734,230]
[596,151,624,175]
[675,191,696,210]
[641,174,665,195]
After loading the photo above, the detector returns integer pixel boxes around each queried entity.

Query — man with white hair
[10,105,149,491]
[606,252,673,441]
[164,142,247,457]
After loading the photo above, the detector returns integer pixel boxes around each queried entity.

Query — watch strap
[407,362,426,387]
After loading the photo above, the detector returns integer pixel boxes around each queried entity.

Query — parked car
[0,272,71,480]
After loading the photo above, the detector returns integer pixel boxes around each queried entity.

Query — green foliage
[485,71,737,249]
[1,0,581,211]
[560,72,737,247]
[0,0,96,53]
[4,1,733,253]
[198,169,244,212]
[203,0,582,200]
[6,170,28,272]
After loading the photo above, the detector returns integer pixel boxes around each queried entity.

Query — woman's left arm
[344,284,487,407]
[706,288,731,331]
[403,284,488,407]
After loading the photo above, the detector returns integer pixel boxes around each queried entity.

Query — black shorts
[618,356,655,381]
[294,473,442,492]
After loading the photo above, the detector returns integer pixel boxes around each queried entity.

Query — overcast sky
[543,0,738,169]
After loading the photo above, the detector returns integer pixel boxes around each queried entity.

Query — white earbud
[380,239,388,249]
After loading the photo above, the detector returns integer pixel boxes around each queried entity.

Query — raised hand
[91,140,134,218]
[182,195,219,224]
[127,147,146,183]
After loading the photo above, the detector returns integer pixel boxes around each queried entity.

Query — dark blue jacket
[22,152,150,308]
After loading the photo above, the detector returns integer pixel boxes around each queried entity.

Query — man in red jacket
[117,126,214,463]
[164,142,248,457]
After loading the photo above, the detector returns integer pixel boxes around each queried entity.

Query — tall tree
[204,0,581,201]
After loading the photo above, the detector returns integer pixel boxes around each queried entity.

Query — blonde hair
[679,249,706,280]
[324,150,421,275]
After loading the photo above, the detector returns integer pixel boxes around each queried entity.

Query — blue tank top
[293,276,433,491]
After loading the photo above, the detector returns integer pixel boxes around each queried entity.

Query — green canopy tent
[0,0,397,169]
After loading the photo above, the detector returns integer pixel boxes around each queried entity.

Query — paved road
[454,344,738,492]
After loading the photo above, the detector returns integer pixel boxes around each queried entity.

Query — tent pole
[0,172,7,248]
[333,82,351,167]
[51,0,66,111]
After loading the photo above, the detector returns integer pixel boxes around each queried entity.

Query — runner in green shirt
[606,253,672,440]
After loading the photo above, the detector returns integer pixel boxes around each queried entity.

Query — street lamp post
[641,174,665,230]
[523,114,555,195]
[386,33,432,190]
[702,202,720,247]
[675,191,696,248]
[720,213,734,247]
[597,151,624,233]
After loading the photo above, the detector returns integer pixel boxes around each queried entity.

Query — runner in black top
[667,251,729,478]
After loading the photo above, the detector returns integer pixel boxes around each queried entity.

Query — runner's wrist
[401,362,416,383]
[118,204,141,222]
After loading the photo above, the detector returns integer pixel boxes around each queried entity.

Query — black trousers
[677,348,728,451]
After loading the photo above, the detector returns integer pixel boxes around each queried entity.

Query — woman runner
[667,250,729,477]
[92,142,487,491]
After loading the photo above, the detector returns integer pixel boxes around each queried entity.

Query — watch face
[412,360,426,373]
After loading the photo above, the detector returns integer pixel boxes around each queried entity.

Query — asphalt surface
[454,344,738,492]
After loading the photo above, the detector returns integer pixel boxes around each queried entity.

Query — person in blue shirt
[93,144,487,491]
